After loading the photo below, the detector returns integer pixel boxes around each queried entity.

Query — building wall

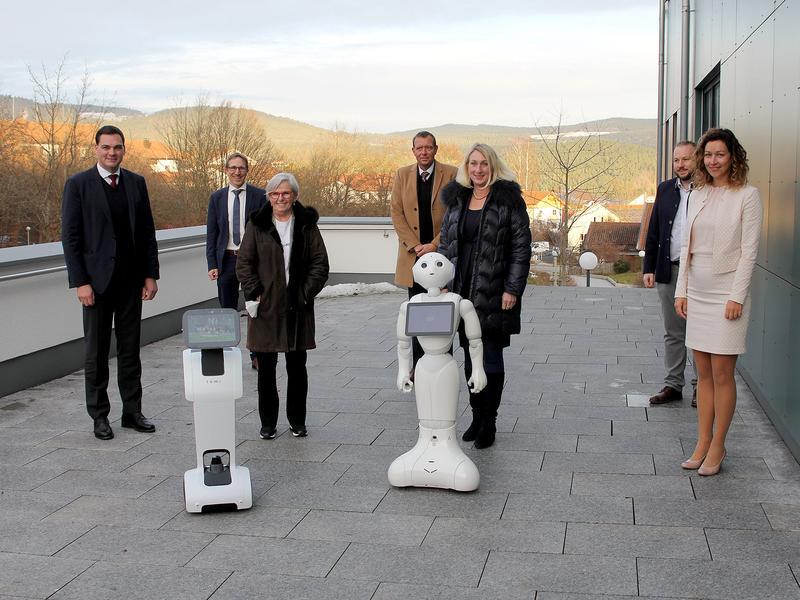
[661,0,800,458]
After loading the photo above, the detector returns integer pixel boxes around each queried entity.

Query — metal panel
[736,0,777,46]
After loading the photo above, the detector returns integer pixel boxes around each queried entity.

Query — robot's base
[387,424,479,492]
[183,466,253,513]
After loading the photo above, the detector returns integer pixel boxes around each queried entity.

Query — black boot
[462,392,482,442]
[474,373,504,450]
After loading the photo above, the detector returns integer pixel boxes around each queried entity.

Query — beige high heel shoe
[681,454,707,470]
[698,451,727,476]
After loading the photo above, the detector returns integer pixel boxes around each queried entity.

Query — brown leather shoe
[691,387,697,408]
[649,386,682,404]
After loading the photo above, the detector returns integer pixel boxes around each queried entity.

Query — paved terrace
[1,286,800,600]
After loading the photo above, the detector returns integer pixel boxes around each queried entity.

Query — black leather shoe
[121,413,156,433]
[462,418,482,442]
[93,417,114,440]
[290,426,307,438]
[649,386,682,404]
[259,427,277,440]
[474,423,496,449]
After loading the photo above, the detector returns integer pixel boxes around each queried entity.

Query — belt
[671,260,680,266]
[224,249,239,256]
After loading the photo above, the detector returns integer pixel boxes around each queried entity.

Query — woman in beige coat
[674,128,762,476]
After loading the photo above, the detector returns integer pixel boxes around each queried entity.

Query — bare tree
[504,137,537,192]
[157,98,282,224]
[21,59,97,242]
[536,114,619,283]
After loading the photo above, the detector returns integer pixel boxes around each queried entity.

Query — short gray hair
[225,151,249,169]
[266,172,300,196]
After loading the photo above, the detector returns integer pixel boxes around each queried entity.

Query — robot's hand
[397,373,414,393]
[467,369,488,394]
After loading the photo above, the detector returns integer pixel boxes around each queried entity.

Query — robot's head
[412,252,455,290]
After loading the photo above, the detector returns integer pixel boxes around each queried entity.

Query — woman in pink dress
[674,128,762,476]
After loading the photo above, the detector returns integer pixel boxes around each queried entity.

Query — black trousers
[217,252,240,310]
[461,333,505,420]
[256,350,308,429]
[83,276,143,420]
[408,283,427,367]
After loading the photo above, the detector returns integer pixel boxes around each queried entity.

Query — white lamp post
[25,226,31,245]
[579,251,599,287]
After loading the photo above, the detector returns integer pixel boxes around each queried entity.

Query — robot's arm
[459,299,487,393]
[396,301,413,393]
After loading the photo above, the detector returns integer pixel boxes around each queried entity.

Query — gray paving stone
[164,504,307,537]
[236,438,339,462]
[327,412,419,430]
[329,542,487,587]
[514,417,609,435]
[241,457,348,485]
[289,509,432,546]
[542,451,654,475]
[0,489,78,520]
[24,447,149,473]
[43,494,183,529]
[371,582,535,600]
[188,534,346,577]
[540,393,627,407]
[55,525,215,566]
[503,493,633,524]
[638,557,800,599]
[260,480,388,512]
[572,473,694,499]
[480,551,638,596]
[424,516,565,553]
[493,432,578,452]
[763,502,800,530]
[376,488,506,518]
[0,464,65,491]
[0,442,55,466]
[578,434,683,455]
[565,522,709,559]
[536,595,683,600]
[0,426,63,445]
[38,429,158,451]
[635,497,770,529]
[0,520,92,556]
[692,477,800,504]
[325,443,410,466]
[653,453,774,478]
[554,405,646,421]
[706,527,800,562]
[33,469,165,498]
[210,571,378,600]
[0,552,92,598]
[50,561,231,600]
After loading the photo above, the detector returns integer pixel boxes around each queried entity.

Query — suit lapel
[220,186,230,234]
[431,161,444,201]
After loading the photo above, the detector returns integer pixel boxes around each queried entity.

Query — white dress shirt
[96,163,121,187]
[670,179,692,262]
[226,183,248,251]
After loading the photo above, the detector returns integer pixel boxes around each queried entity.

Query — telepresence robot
[389,252,487,492]
[182,308,252,513]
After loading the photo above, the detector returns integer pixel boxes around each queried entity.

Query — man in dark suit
[205,152,266,368]
[643,141,698,406]
[61,125,160,439]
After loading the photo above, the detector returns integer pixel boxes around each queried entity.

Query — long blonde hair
[455,143,517,187]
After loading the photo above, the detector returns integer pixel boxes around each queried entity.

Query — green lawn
[606,271,644,286]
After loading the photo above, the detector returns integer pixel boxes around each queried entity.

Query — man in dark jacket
[61,125,160,440]
[643,141,698,406]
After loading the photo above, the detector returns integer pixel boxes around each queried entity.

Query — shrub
[613,258,631,274]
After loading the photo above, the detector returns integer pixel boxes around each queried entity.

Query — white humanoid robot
[182,308,252,513]
[389,252,487,492]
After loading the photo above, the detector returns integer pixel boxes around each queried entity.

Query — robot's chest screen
[405,302,456,337]
[183,309,241,349]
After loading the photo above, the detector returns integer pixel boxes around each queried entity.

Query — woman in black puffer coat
[439,143,531,449]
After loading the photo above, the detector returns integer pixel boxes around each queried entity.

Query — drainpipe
[680,0,691,140]
[656,0,667,183]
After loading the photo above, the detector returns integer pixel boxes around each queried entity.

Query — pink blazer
[675,184,762,304]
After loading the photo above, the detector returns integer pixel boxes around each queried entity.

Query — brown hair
[693,128,749,188]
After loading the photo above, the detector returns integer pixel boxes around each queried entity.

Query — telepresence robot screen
[182,309,241,349]
[405,302,455,337]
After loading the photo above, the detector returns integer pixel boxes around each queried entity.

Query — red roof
[583,222,640,249]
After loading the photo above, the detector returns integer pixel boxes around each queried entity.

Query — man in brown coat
[390,131,457,367]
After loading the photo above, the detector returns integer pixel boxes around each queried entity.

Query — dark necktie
[232,189,242,245]
[109,174,118,189]
[421,171,430,182]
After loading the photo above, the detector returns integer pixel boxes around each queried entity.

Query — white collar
[97,163,120,179]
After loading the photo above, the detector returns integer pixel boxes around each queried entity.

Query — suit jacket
[205,183,266,272]
[61,166,159,295]
[643,177,685,284]
[675,184,763,304]
[390,160,457,287]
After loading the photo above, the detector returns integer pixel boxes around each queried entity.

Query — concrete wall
[0,219,398,397]
[660,0,800,458]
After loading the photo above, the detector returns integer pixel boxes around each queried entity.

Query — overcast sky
[0,1,657,132]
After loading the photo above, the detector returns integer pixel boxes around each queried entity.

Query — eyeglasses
[227,166,247,172]
[268,191,293,199]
